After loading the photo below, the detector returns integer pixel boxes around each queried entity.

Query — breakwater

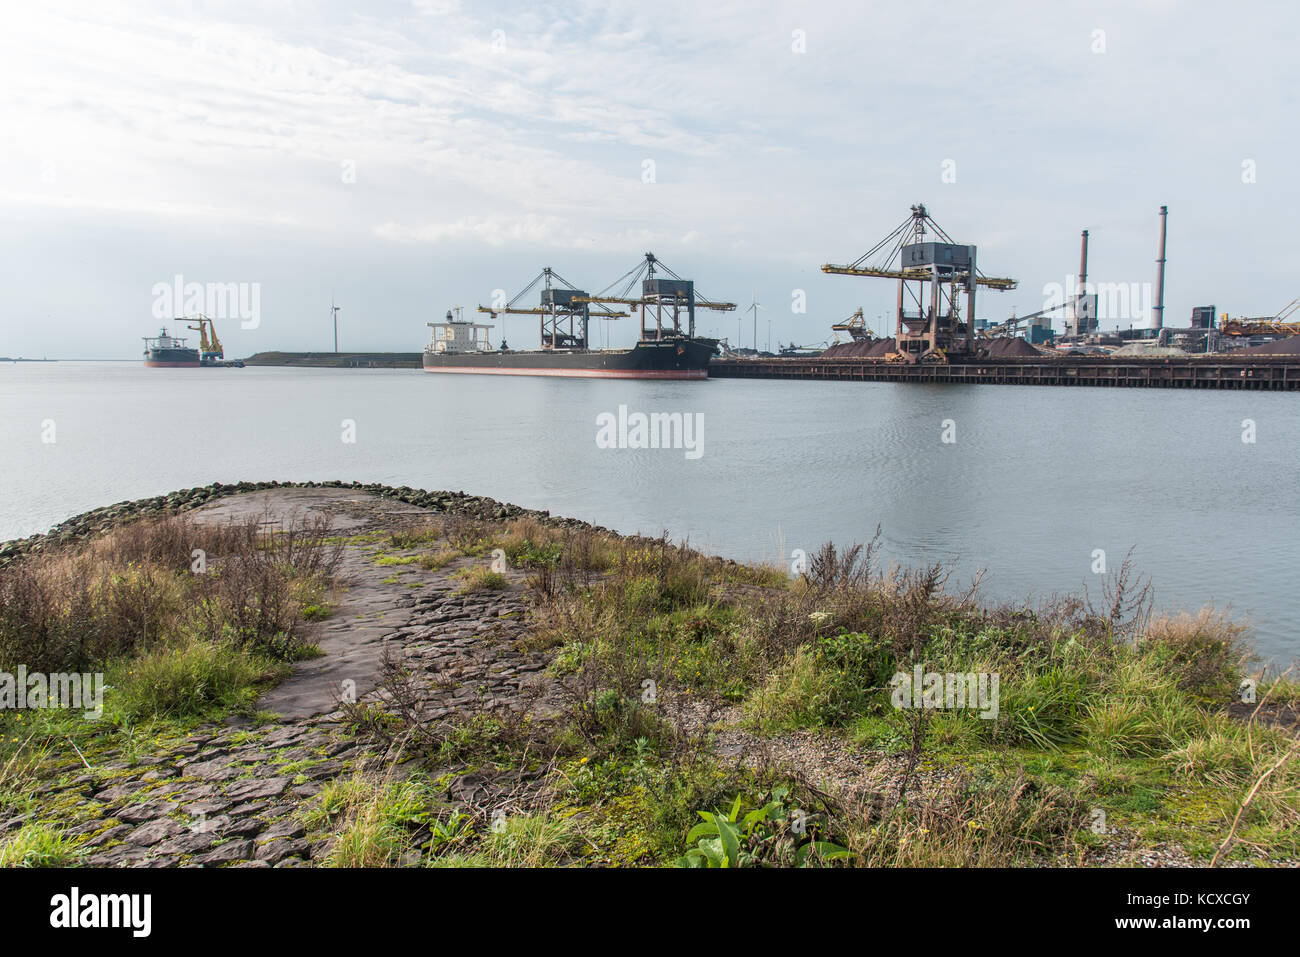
[0,480,577,566]
[244,352,422,368]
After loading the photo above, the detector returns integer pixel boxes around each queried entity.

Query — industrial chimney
[1153,206,1167,331]
[1078,229,1089,335]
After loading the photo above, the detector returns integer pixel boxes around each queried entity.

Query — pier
[708,356,1300,390]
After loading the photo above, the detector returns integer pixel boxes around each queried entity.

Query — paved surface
[18,488,559,867]
[192,488,453,719]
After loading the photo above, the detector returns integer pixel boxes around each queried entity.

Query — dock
[708,355,1300,390]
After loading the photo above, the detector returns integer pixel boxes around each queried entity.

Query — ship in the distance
[422,255,733,380]
[142,326,200,367]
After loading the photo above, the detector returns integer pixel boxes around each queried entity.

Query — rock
[263,727,316,750]
[182,799,231,817]
[212,815,264,839]
[88,845,151,867]
[193,839,254,865]
[223,777,290,802]
[302,760,344,780]
[185,759,240,782]
[96,780,152,801]
[126,818,185,846]
[153,831,219,856]
[119,800,179,824]
[258,820,305,842]
[255,838,311,865]
[225,800,269,818]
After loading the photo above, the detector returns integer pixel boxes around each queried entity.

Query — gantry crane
[572,252,736,341]
[822,204,1017,362]
[183,315,224,363]
[477,267,628,350]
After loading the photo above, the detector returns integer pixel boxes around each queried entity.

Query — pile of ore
[983,337,1043,358]
[1237,336,1300,355]
[821,338,896,358]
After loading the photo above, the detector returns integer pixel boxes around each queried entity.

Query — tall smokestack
[1078,229,1089,335]
[1153,206,1167,330]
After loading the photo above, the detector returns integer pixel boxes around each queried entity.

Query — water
[2,361,1296,663]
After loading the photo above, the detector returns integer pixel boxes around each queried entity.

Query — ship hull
[422,338,715,379]
[144,348,200,368]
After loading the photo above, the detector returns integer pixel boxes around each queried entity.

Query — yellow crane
[183,315,224,363]
[831,308,869,341]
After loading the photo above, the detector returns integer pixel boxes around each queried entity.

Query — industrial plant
[236,200,1300,389]
[713,202,1299,390]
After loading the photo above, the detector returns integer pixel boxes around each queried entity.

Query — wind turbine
[746,289,764,352]
[330,296,341,353]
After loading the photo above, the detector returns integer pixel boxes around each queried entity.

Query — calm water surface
[2,362,1296,662]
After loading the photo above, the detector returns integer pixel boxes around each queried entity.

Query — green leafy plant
[677,788,850,868]
[425,811,475,856]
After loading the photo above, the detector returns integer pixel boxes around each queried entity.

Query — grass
[106,639,288,723]
[309,777,434,867]
[2,498,1295,869]
[520,535,1297,866]
[0,510,345,833]
[470,813,577,867]
[451,567,509,594]
[301,604,333,622]
[0,823,85,867]
[0,511,342,674]
[305,772,582,868]
[417,548,461,571]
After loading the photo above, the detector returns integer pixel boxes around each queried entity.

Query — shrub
[0,513,340,674]
[742,630,894,732]
[1142,609,1252,697]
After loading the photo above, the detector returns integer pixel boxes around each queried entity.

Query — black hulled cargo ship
[422,256,731,380]
[423,309,717,379]
[142,327,200,367]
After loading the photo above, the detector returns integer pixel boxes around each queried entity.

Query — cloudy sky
[1,0,1295,358]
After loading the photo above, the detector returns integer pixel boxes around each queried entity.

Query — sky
[0,0,1296,358]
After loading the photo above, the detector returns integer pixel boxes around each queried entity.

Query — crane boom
[572,295,736,311]
[476,305,628,318]
[821,264,1017,290]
